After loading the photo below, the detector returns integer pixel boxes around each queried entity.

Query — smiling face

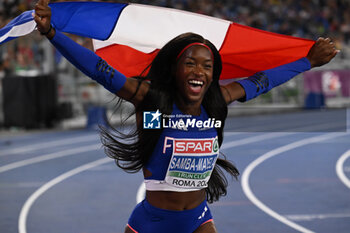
[175,45,214,110]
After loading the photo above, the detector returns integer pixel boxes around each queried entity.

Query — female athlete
[34,0,338,232]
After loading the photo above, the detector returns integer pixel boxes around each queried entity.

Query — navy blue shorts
[127,199,213,233]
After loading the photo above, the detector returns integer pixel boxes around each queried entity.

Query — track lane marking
[0,144,101,173]
[136,182,146,203]
[222,120,343,151]
[336,149,350,189]
[285,213,350,221]
[227,121,345,132]
[18,157,111,233]
[0,134,98,157]
[241,133,347,233]
[221,132,289,150]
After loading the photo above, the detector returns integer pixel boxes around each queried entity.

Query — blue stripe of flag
[1,36,20,44]
[0,2,128,45]
[50,2,128,40]
[0,10,34,37]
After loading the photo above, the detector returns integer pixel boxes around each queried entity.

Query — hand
[33,0,53,37]
[306,37,339,68]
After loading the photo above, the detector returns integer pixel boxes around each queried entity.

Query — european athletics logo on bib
[143,110,162,129]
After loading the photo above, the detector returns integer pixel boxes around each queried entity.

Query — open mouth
[188,80,204,93]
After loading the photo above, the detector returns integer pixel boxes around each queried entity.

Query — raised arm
[34,0,149,106]
[221,37,339,104]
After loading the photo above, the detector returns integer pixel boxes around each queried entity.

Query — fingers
[34,0,51,21]
[33,14,47,32]
[307,36,339,67]
[33,13,42,24]
[35,0,50,14]
[316,37,332,46]
[35,10,51,18]
[33,13,47,28]
[319,38,339,64]
[34,0,51,34]
[316,37,338,55]
[35,2,50,12]
[37,0,49,6]
[324,50,337,61]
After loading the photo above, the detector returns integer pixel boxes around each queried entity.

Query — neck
[175,98,202,116]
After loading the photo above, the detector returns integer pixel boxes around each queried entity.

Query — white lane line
[0,134,99,157]
[1,182,46,188]
[18,157,111,233]
[227,121,346,133]
[336,149,350,189]
[285,213,350,221]
[241,133,347,233]
[0,144,101,173]
[221,132,289,150]
[222,121,342,151]
[224,132,242,136]
[136,182,146,204]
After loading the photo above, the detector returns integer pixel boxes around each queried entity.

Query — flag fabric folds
[0,1,315,79]
[0,10,36,44]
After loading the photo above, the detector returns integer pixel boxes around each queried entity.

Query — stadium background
[0,0,349,129]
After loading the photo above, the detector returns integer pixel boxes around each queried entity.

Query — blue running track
[0,109,349,233]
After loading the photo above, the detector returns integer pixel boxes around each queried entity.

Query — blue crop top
[144,104,220,192]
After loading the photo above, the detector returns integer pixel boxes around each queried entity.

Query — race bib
[164,137,219,189]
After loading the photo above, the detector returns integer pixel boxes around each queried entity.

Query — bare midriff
[146,189,206,211]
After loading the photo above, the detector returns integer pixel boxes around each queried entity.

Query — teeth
[188,80,204,86]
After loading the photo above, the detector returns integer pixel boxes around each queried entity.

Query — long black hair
[100,32,239,203]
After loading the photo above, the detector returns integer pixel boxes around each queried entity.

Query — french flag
[0,1,314,79]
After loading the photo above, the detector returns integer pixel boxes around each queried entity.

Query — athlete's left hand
[307,37,339,68]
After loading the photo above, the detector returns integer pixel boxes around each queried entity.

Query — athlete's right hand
[33,0,53,37]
